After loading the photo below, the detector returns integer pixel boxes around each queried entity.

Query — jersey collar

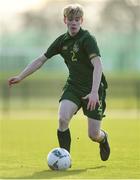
[66,28,84,40]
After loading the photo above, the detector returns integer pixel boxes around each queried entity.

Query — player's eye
[75,18,80,22]
[68,17,73,21]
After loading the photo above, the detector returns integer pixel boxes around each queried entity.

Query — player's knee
[59,111,70,131]
[88,131,100,142]
[59,118,69,131]
[59,111,71,122]
[58,110,72,131]
[59,117,68,126]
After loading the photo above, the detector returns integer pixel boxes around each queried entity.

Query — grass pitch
[0,108,140,179]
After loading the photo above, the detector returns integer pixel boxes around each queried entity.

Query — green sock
[57,128,71,152]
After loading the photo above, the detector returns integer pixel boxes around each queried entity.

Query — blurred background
[0,0,140,120]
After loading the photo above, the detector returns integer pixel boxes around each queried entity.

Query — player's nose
[71,20,77,25]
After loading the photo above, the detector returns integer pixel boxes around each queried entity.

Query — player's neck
[68,29,81,37]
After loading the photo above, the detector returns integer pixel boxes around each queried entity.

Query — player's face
[64,16,83,36]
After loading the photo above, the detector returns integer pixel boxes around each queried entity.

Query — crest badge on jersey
[73,43,79,53]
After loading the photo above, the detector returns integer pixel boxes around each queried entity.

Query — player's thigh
[58,100,78,121]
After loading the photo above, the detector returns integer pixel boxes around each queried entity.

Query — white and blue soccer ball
[47,148,71,170]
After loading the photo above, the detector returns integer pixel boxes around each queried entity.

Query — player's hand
[82,92,99,111]
[8,76,21,87]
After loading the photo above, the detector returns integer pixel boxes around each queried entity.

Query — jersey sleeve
[44,35,63,59]
[84,35,101,60]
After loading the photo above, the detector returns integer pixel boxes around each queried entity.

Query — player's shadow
[1,165,106,179]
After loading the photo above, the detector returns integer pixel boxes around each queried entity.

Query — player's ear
[80,17,83,24]
[64,16,67,24]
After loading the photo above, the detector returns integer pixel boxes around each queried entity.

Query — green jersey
[44,28,107,94]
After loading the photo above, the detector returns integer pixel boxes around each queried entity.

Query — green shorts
[59,84,106,120]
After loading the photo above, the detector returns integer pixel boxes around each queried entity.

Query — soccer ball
[47,148,71,170]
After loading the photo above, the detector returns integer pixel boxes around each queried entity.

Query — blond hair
[63,4,84,18]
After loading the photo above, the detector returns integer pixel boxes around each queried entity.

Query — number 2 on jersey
[70,51,77,61]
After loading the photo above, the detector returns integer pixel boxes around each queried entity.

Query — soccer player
[8,4,110,161]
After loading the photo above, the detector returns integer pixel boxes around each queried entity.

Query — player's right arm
[8,34,63,87]
[8,54,47,87]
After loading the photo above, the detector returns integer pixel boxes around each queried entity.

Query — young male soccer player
[8,4,110,161]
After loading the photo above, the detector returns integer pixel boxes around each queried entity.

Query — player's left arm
[91,56,102,95]
[82,56,102,111]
